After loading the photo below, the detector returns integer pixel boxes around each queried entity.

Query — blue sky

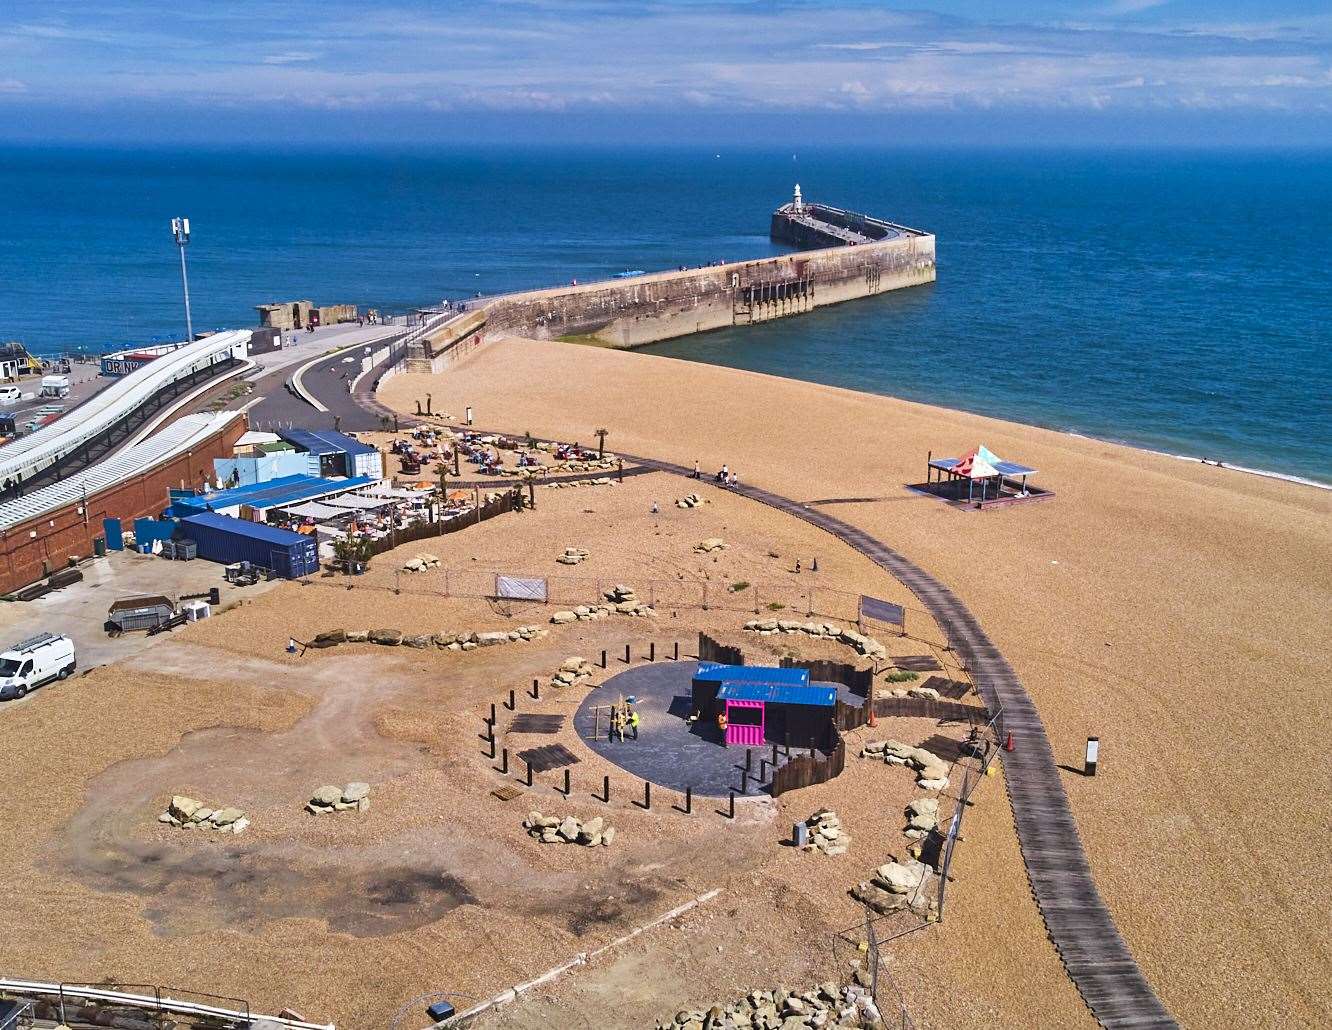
[1,1,1329,145]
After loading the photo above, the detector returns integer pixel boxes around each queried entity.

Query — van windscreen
[0,659,20,676]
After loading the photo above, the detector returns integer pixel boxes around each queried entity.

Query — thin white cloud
[262,51,318,65]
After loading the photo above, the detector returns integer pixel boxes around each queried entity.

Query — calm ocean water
[1,146,1328,483]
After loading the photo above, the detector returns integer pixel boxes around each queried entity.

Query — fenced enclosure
[360,489,521,560]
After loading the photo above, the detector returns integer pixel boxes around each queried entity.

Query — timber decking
[343,387,1177,1027]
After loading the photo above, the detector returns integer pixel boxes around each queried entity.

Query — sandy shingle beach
[380,337,1332,1027]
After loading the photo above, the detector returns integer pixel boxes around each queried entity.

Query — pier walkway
[313,366,1178,1028]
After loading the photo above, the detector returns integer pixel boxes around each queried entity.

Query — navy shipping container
[179,512,318,579]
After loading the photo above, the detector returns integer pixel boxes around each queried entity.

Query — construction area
[0,444,1002,1029]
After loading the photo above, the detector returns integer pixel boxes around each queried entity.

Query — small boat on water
[613,269,646,279]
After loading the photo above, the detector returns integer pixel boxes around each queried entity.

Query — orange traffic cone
[1004,731,1015,752]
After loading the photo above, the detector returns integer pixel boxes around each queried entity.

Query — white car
[0,632,77,700]
[0,385,21,406]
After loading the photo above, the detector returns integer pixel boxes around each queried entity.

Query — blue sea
[1,146,1328,484]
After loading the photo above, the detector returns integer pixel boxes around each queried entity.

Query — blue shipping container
[179,512,318,579]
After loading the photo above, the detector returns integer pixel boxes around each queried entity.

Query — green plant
[886,670,919,683]
[766,601,785,611]
[332,535,373,568]
[729,580,750,593]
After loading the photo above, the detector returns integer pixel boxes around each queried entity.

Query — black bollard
[649,641,655,662]
[745,748,753,772]
[685,786,692,814]
[673,641,679,660]
[624,643,631,664]
[602,775,611,803]
[771,742,778,766]
[760,759,769,780]
[642,780,651,810]
[488,736,496,760]
[499,747,509,773]
[601,649,607,669]
[490,702,497,724]
[531,678,540,699]
[525,761,534,787]
[740,769,749,794]
[563,769,571,796]
[506,688,516,711]
[728,790,736,819]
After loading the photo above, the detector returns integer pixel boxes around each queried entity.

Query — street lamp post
[171,217,194,345]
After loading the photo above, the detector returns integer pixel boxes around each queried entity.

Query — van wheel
[15,686,25,699]
[58,663,74,680]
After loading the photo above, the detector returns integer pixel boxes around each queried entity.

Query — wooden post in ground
[499,748,508,774]
[602,775,611,803]
[562,769,571,796]
[524,761,533,787]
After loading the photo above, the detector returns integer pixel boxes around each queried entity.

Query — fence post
[649,642,655,662]
[524,761,533,787]
[531,678,540,699]
[727,790,735,819]
[685,786,692,814]
[499,747,508,774]
[562,769,571,796]
[602,775,611,802]
[673,641,679,660]
[601,649,607,669]
[624,643,631,664]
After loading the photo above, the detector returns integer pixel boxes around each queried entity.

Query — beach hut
[927,444,1038,505]
[691,663,837,748]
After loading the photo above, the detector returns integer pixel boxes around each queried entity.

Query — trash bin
[793,821,809,848]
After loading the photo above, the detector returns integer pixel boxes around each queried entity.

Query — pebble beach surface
[382,337,1332,1028]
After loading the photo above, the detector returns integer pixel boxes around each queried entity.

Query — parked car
[0,385,21,406]
[0,632,77,700]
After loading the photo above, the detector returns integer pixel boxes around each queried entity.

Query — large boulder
[311,785,342,807]
[169,796,201,821]
[345,629,369,643]
[209,806,245,827]
[475,631,510,647]
[557,816,580,842]
[342,782,371,804]
[403,633,433,648]
[370,628,403,645]
[550,611,577,625]
[873,860,928,894]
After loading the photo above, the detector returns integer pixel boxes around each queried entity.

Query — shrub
[729,581,750,593]
[766,602,785,611]
[886,670,919,683]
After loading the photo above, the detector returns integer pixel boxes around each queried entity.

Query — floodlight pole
[171,217,194,345]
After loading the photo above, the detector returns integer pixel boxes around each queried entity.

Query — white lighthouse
[792,183,804,212]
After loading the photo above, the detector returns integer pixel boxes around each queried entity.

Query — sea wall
[422,231,935,355]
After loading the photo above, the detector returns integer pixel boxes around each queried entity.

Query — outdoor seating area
[913,444,1053,509]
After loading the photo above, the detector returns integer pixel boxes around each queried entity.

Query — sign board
[495,575,548,603]
[859,595,905,627]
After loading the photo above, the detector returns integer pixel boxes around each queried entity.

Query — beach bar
[926,444,1042,507]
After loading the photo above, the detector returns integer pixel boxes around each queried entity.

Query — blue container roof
[194,474,376,511]
[181,511,312,547]
[717,682,837,707]
[278,428,377,458]
[695,663,809,686]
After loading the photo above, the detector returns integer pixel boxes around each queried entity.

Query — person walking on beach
[717,463,729,484]
[693,460,700,479]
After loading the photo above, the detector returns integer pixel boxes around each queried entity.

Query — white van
[40,375,71,398]
[0,385,21,406]
[0,633,77,700]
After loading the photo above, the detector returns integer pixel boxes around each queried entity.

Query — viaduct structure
[404,190,935,372]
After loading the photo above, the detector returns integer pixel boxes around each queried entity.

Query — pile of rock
[437,626,548,650]
[602,584,655,616]
[852,858,937,919]
[546,476,616,489]
[859,739,950,790]
[401,553,441,573]
[742,620,888,660]
[523,811,617,846]
[694,537,726,554]
[550,605,613,624]
[904,797,939,838]
[159,795,249,835]
[312,626,547,650]
[551,656,596,688]
[655,979,883,1030]
[800,808,850,856]
[556,547,589,566]
[307,782,370,815]
[675,492,703,509]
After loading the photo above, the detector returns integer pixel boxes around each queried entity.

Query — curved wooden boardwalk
[343,385,1177,1026]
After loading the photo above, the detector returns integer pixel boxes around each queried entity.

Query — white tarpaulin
[321,494,394,510]
[282,501,347,519]
[495,575,548,602]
